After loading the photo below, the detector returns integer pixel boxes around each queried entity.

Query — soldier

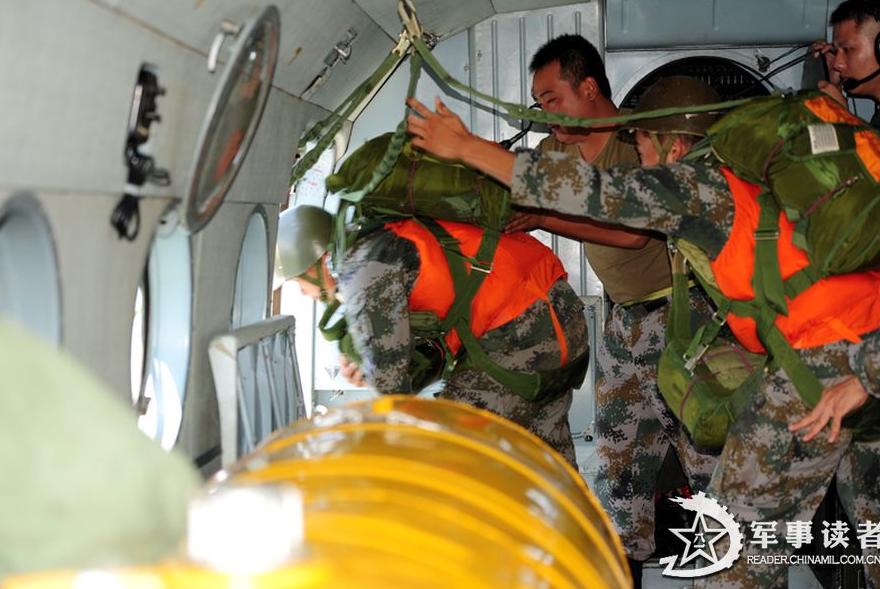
[812,0,880,123]
[406,81,880,587]
[506,37,714,584]
[274,205,589,467]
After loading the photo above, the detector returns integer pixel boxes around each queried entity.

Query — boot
[627,558,643,589]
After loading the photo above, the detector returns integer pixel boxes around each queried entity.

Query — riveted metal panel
[354,0,495,39]
[606,0,831,50]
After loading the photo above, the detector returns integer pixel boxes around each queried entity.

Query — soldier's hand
[811,40,838,77]
[789,375,869,443]
[504,211,546,233]
[339,354,367,388]
[818,80,848,107]
[811,40,847,105]
[406,97,471,161]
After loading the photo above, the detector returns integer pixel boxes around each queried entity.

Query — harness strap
[668,247,729,373]
[783,265,821,300]
[418,218,498,331]
[419,218,576,400]
[679,241,823,408]
[753,191,789,316]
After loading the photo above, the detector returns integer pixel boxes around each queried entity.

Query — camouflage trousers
[440,281,588,467]
[695,331,880,589]
[594,297,718,561]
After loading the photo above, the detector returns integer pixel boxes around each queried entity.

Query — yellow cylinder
[4,396,631,589]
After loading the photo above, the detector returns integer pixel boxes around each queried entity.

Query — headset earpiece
[874,30,880,66]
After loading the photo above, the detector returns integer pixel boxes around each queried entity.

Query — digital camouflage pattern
[510,148,880,585]
[537,135,716,561]
[336,227,587,466]
[512,150,735,258]
[694,334,880,589]
[595,292,719,561]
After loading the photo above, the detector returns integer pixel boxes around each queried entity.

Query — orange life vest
[385,219,570,363]
[711,167,880,353]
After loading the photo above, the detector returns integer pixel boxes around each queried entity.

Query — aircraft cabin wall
[0,0,863,474]
[0,0,390,469]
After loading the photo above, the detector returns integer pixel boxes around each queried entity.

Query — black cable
[765,42,811,68]
[731,49,812,99]
[498,102,541,150]
[110,192,141,241]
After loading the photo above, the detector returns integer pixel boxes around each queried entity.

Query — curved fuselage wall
[0,0,335,468]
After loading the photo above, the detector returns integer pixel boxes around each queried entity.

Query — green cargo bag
[657,246,767,449]
[326,132,513,231]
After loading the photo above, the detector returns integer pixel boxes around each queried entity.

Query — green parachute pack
[326,132,513,232]
[315,138,586,401]
[658,91,880,448]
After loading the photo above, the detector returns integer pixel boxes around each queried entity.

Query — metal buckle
[754,229,780,241]
[711,310,727,326]
[470,261,493,274]
[683,343,709,373]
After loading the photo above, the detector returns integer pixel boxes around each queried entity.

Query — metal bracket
[397,0,423,41]
[208,20,243,73]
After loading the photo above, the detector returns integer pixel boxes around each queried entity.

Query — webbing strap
[783,265,821,299]
[290,47,405,187]
[668,249,691,344]
[335,54,424,204]
[683,250,823,408]
[417,218,546,396]
[753,192,789,316]
[755,312,822,406]
[409,37,756,128]
[669,247,729,372]
[417,218,499,334]
[317,298,346,341]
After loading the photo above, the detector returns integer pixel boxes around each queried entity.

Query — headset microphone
[841,30,880,93]
[842,68,880,92]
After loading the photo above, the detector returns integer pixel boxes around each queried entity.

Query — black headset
[841,30,880,92]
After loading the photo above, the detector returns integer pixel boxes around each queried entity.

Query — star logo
[670,511,729,566]
[659,492,744,578]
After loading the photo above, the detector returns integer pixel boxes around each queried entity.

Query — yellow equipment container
[4,396,631,589]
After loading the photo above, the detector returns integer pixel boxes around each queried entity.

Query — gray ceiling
[92,0,585,110]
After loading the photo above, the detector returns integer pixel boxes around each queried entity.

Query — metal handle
[207,20,243,73]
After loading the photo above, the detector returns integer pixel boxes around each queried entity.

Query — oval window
[0,195,61,345]
[232,210,269,328]
[136,212,192,450]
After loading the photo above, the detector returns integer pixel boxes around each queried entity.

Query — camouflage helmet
[628,76,721,137]
[274,205,333,287]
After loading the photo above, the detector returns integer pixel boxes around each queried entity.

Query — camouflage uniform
[509,148,880,587]
[539,134,716,560]
[336,226,588,466]
[597,291,719,560]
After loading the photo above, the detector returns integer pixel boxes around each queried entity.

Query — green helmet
[628,76,721,137]
[274,205,333,287]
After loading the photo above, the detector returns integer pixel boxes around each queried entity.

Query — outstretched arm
[505,210,651,248]
[406,97,516,186]
[406,97,733,252]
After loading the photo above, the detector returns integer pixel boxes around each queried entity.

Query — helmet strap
[298,258,332,303]
[649,133,676,165]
